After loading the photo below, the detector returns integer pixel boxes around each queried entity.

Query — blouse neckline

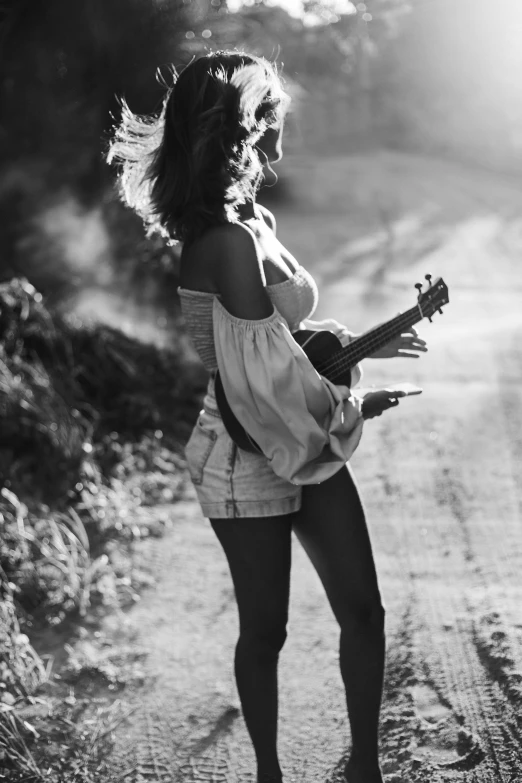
[178,264,302,297]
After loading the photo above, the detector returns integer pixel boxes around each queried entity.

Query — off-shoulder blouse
[178,264,364,485]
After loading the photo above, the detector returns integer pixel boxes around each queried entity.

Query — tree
[0,0,194,296]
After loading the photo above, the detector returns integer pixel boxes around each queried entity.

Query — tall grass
[0,277,205,779]
[0,574,49,780]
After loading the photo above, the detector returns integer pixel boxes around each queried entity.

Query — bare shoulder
[256,204,277,234]
[180,222,263,295]
[208,222,274,321]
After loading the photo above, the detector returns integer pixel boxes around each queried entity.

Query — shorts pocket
[184,420,218,486]
[234,443,270,472]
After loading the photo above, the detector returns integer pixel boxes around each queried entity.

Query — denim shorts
[184,373,302,519]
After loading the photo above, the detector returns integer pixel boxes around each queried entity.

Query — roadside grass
[0,277,206,781]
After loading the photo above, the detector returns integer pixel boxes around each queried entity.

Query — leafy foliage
[0,277,205,504]
[0,278,203,779]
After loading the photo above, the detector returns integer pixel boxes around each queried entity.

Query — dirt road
[98,152,522,782]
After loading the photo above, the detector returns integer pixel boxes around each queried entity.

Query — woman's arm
[212,222,273,320]
[299,317,357,347]
[366,325,427,358]
[300,319,427,359]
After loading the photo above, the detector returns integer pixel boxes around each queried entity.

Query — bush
[0,277,205,505]
[0,277,205,778]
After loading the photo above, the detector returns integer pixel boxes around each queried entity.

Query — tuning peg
[428,316,433,323]
[415,283,423,293]
[425,274,432,285]
[438,308,443,315]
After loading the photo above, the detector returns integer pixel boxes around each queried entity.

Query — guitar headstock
[415,274,449,322]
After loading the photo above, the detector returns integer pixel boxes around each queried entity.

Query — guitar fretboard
[314,305,422,382]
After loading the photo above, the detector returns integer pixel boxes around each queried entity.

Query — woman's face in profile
[256,122,284,164]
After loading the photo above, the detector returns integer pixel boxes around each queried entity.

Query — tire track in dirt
[351,310,522,779]
[360,418,490,781]
[379,382,522,782]
[338,161,522,781]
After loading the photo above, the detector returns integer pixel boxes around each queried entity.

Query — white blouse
[213,296,364,486]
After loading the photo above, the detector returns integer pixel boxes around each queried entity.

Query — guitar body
[214,329,351,454]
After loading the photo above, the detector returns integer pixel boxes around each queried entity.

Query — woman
[107,51,427,783]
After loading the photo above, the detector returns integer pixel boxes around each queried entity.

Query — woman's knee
[341,597,386,634]
[238,621,288,661]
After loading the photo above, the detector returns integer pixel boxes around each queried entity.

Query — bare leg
[209,515,293,783]
[292,465,385,783]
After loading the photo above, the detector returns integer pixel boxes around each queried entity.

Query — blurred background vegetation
[0,0,521,778]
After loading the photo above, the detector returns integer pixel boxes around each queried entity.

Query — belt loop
[228,441,238,517]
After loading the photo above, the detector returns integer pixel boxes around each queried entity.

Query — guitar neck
[316,304,423,381]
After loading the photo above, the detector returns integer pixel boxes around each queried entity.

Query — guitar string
[313,307,420,371]
[313,306,423,381]
[325,317,421,382]
[317,284,447,380]
[336,310,421,371]
[314,296,443,378]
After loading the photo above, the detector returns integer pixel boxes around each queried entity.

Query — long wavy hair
[106,50,291,246]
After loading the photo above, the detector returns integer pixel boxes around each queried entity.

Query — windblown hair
[106,51,291,245]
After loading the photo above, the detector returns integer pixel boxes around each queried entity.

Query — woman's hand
[361,389,403,420]
[367,325,427,359]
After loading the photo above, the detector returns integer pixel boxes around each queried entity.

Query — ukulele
[214,274,449,454]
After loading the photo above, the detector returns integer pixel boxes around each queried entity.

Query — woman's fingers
[400,336,427,353]
[402,327,427,344]
[405,325,423,339]
[363,391,401,419]
[404,335,427,347]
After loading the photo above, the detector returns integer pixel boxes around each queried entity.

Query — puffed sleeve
[213,297,364,486]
